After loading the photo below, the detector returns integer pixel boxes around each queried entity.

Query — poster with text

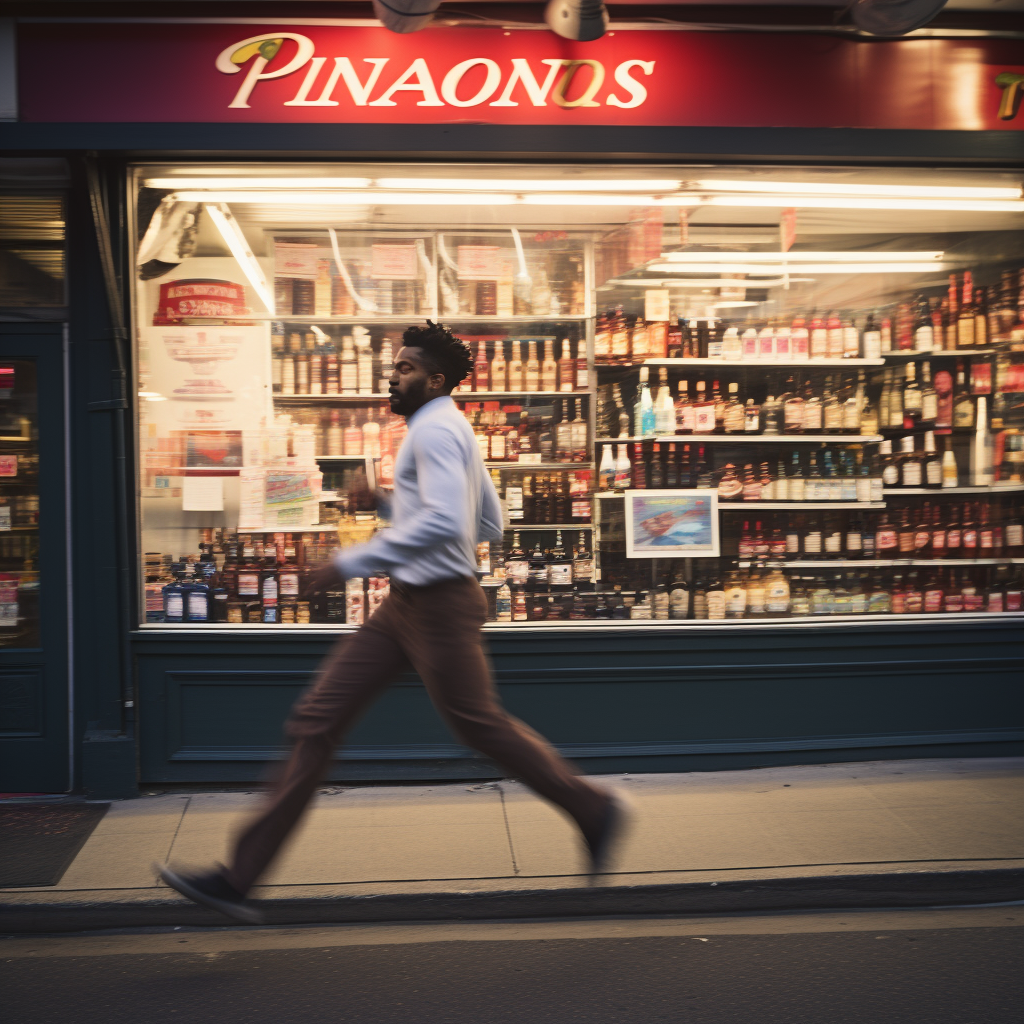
[624,490,719,558]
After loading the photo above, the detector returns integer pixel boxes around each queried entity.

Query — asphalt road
[3,906,1021,1024]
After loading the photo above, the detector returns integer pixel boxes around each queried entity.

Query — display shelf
[737,558,1024,568]
[506,523,593,530]
[486,461,593,469]
[315,454,371,462]
[885,485,1024,495]
[719,501,887,510]
[274,394,389,402]
[593,493,884,510]
[595,434,884,444]
[0,524,39,532]
[453,391,588,399]
[639,358,885,368]
[236,526,340,534]
[444,314,590,323]
[881,345,1014,360]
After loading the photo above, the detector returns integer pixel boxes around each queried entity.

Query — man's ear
[427,371,447,393]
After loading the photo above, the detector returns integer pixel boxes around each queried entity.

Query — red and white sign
[15,22,1024,130]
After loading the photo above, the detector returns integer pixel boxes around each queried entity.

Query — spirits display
[135,164,1024,628]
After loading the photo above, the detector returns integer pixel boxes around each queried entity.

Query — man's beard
[390,376,428,416]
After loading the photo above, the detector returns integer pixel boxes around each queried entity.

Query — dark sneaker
[585,791,635,877]
[155,864,264,925]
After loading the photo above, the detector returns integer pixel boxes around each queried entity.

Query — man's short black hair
[402,321,473,393]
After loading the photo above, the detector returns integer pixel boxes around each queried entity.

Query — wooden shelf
[640,358,885,368]
[595,435,884,444]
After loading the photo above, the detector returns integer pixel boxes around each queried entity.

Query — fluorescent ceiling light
[522,194,662,206]
[146,177,372,190]
[648,261,948,274]
[175,191,517,206]
[204,202,274,312]
[658,251,945,263]
[698,195,1024,212]
[604,277,792,289]
[378,178,681,192]
[694,179,1023,200]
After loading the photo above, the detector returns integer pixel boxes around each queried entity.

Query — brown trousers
[225,576,607,894]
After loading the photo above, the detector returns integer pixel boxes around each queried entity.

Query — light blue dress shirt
[335,395,504,586]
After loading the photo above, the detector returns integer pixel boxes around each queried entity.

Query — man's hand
[306,561,345,594]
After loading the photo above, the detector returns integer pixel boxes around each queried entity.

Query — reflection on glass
[0,361,40,646]
[0,195,66,309]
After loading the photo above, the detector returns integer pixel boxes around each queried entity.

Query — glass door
[0,332,68,792]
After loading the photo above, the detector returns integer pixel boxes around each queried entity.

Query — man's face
[388,346,446,417]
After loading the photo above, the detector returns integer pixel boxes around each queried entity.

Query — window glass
[132,163,1024,627]
[0,194,66,310]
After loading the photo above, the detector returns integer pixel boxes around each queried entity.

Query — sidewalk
[2,757,1022,933]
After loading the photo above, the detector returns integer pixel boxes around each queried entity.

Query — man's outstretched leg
[157,610,410,922]
[403,578,632,874]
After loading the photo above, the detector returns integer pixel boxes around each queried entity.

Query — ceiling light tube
[522,194,662,206]
[699,195,1024,212]
[146,177,372,190]
[658,251,945,263]
[647,261,949,274]
[175,191,518,206]
[604,277,792,289]
[694,180,1023,200]
[378,178,681,192]
[204,203,274,312]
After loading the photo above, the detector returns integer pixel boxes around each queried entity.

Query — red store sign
[16,22,1024,130]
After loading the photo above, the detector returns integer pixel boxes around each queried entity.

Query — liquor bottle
[913,295,934,353]
[974,286,988,348]
[680,443,693,487]
[782,375,804,434]
[631,317,650,363]
[555,400,572,463]
[674,379,694,434]
[541,339,558,391]
[598,444,615,490]
[324,337,340,395]
[931,503,947,558]
[934,364,953,429]
[862,312,881,360]
[900,435,922,488]
[742,321,758,359]
[897,507,915,556]
[859,380,880,437]
[695,445,713,488]
[325,410,343,457]
[377,339,392,395]
[594,311,612,364]
[822,377,843,433]
[802,379,823,433]
[309,337,323,396]
[920,362,937,427]
[614,445,631,490]
[761,392,781,435]
[525,340,540,392]
[878,370,892,429]
[962,502,979,559]
[572,532,594,590]
[547,531,573,590]
[271,324,285,394]
[669,565,690,619]
[890,368,906,429]
[809,312,827,359]
[343,413,362,456]
[804,514,823,556]
[574,340,588,391]
[945,503,962,559]
[356,332,374,394]
[665,443,680,488]
[842,375,861,434]
[875,511,898,556]
[611,307,630,364]
[507,341,524,391]
[722,325,742,361]
[281,333,297,395]
[162,564,185,623]
[570,400,587,463]
[1006,505,1023,557]
[978,501,995,557]
[631,443,647,489]
[774,319,792,360]
[692,380,715,434]
[711,379,726,434]
[923,430,942,489]
[489,341,507,392]
[634,366,655,438]
[654,368,676,434]
[969,394,994,486]
[527,541,548,592]
[902,362,922,429]
[952,363,975,428]
[260,545,279,622]
[649,443,665,488]
[787,450,805,502]
[279,539,301,608]
[741,463,761,501]
[826,310,844,359]
[557,339,574,393]
[744,398,761,434]
[718,462,742,501]
[340,336,358,394]
[362,408,381,458]
[494,581,512,622]
[790,313,810,361]
[505,532,529,588]
[914,502,932,557]
[759,320,776,360]
[958,272,975,348]
[724,382,745,434]
[775,455,790,501]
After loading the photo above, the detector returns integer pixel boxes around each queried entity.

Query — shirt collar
[407,394,455,427]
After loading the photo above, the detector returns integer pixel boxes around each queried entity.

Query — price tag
[0,506,10,531]
[0,456,17,477]
[371,244,418,281]
[457,246,501,280]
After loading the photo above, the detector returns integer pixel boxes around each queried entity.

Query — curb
[2,868,1022,933]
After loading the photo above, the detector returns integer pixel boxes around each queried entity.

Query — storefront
[1,11,1022,796]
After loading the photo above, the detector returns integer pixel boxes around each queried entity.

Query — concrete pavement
[2,757,1022,932]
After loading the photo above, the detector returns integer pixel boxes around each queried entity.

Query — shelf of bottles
[139,208,1024,628]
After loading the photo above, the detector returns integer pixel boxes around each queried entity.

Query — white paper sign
[645,289,671,322]
[182,476,224,511]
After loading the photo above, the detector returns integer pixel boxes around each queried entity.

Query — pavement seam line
[162,796,192,869]
[498,786,520,876]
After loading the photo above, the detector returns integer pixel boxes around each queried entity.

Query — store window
[131,163,1024,627]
